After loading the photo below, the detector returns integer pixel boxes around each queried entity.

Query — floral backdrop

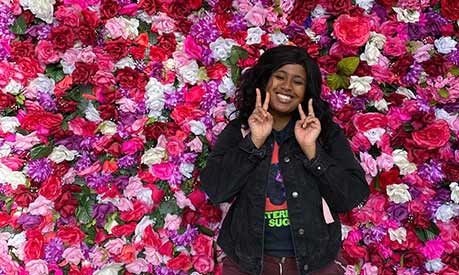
[1,0,459,274]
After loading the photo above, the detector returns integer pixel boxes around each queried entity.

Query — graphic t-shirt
[263,127,295,256]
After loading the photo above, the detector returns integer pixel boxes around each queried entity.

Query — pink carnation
[333,14,370,47]
[421,239,445,259]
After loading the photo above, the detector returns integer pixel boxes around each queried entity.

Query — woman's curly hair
[233,45,334,143]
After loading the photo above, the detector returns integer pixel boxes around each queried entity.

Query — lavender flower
[387,203,409,222]
[424,11,448,38]
[118,154,137,169]
[17,214,42,230]
[170,225,198,246]
[92,203,116,226]
[154,266,179,275]
[150,62,164,80]
[362,225,386,245]
[164,88,185,109]
[418,160,445,186]
[228,14,247,32]
[403,63,423,85]
[201,80,223,112]
[26,24,52,40]
[37,92,58,112]
[45,238,65,264]
[407,23,427,41]
[86,173,113,189]
[283,23,305,38]
[326,90,348,111]
[446,46,459,66]
[27,158,53,182]
[0,5,15,42]
[189,16,221,45]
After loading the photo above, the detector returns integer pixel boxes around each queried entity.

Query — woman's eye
[274,75,284,80]
[294,81,304,85]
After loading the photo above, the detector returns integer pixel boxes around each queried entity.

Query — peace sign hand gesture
[248,88,273,149]
[295,99,321,159]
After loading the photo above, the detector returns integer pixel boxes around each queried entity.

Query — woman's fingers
[255,88,262,108]
[262,92,270,111]
[308,98,315,117]
[298,103,306,120]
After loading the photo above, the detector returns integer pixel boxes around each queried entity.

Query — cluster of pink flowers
[1,0,459,274]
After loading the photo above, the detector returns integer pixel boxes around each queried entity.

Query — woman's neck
[272,113,292,131]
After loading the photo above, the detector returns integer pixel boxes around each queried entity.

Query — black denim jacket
[200,119,370,274]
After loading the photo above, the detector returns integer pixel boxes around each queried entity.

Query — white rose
[115,57,136,70]
[356,0,375,12]
[305,29,320,43]
[27,74,55,95]
[388,227,406,244]
[218,76,236,97]
[0,117,20,133]
[85,102,102,122]
[145,78,167,118]
[392,149,417,175]
[386,183,412,204]
[0,143,11,157]
[179,163,194,178]
[393,7,420,23]
[134,216,154,242]
[20,0,55,24]
[189,120,206,136]
[141,147,165,166]
[246,27,265,45]
[136,188,153,206]
[395,87,416,99]
[363,128,385,145]
[209,37,238,61]
[368,32,386,49]
[0,163,26,190]
[360,43,380,66]
[49,145,78,163]
[178,60,200,85]
[435,204,459,222]
[4,79,23,95]
[373,98,389,112]
[450,182,459,204]
[98,121,118,135]
[348,76,373,96]
[122,18,139,40]
[311,4,326,18]
[425,259,444,273]
[434,36,457,54]
[270,31,288,45]
[95,263,124,275]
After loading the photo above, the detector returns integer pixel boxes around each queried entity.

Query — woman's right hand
[248,88,273,148]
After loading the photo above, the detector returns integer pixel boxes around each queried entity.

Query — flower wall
[1,0,459,274]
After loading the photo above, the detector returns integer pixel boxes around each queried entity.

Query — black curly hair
[233,45,333,143]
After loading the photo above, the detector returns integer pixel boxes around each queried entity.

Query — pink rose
[151,163,175,180]
[105,18,125,39]
[25,260,48,275]
[192,234,213,256]
[0,61,13,87]
[353,113,388,132]
[28,196,54,216]
[244,3,267,27]
[412,120,450,149]
[68,117,97,136]
[93,70,116,88]
[126,259,149,274]
[183,36,202,61]
[376,153,394,171]
[35,40,60,65]
[193,255,215,273]
[333,14,370,47]
[421,239,445,260]
[383,37,406,57]
[151,12,175,33]
[0,254,19,274]
[121,137,145,155]
[359,152,378,177]
[62,246,83,265]
[166,136,185,156]
[187,137,203,153]
[104,239,126,255]
[164,214,181,231]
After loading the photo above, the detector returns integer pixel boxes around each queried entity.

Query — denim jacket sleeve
[302,123,370,213]
[199,120,267,204]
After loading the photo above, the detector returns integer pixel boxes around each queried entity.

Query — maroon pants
[222,251,347,275]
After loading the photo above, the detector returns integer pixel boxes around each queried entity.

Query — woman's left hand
[295,99,321,159]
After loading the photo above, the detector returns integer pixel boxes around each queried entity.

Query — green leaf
[415,228,427,243]
[438,88,449,98]
[10,15,27,35]
[76,196,93,224]
[326,73,349,90]
[30,145,53,160]
[159,199,180,215]
[196,224,214,236]
[337,56,360,76]
[231,65,241,86]
[449,66,459,77]
[46,64,65,82]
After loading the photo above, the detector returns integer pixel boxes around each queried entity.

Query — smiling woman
[200,45,370,275]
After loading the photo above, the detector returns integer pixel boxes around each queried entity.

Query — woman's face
[265,64,307,118]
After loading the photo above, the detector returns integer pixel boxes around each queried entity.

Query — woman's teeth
[277,94,292,103]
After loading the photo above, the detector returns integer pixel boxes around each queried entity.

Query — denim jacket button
[303,264,309,271]
[284,156,290,163]
[292,192,299,198]
[317,165,322,170]
[298,228,305,235]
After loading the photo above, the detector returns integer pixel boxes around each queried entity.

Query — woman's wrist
[300,143,317,160]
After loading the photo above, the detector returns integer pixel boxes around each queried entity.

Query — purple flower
[37,92,58,112]
[27,158,53,182]
[86,173,113,189]
[446,47,459,66]
[418,160,445,186]
[326,90,348,111]
[424,11,448,37]
[93,203,116,226]
[75,152,93,171]
[283,23,305,38]
[118,154,138,169]
[407,23,428,41]
[164,88,185,109]
[403,63,423,85]
[189,16,221,45]
[113,175,130,190]
[201,80,223,112]
[45,238,65,264]
[228,14,247,32]
[17,214,42,230]
[170,225,198,246]
[0,5,15,41]
[150,61,164,80]
[26,24,52,40]
[154,266,179,275]
[387,203,409,222]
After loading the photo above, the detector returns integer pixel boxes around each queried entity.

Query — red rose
[117,244,136,263]
[159,241,174,256]
[101,0,121,19]
[192,235,213,256]
[199,205,222,224]
[56,98,78,113]
[442,250,459,270]
[10,39,35,61]
[0,212,11,227]
[441,0,459,20]
[352,113,388,132]
[78,23,97,46]
[321,0,352,16]
[439,267,459,275]
[185,85,206,105]
[423,54,450,77]
[51,25,76,51]
[182,207,199,225]
[104,38,129,61]
[24,230,44,260]
[157,33,177,58]
[14,185,37,208]
[139,0,157,15]
[21,112,63,132]
[188,189,206,208]
[116,67,140,89]
[72,62,98,84]
[188,0,202,10]
[171,104,204,124]
[55,6,80,27]
[193,255,214,274]
[444,163,459,181]
[96,87,121,104]
[391,54,413,80]
[333,14,370,47]
[0,92,16,111]
[402,251,425,268]
[16,57,43,79]
[119,200,149,222]
[81,9,100,28]
[378,0,397,8]
[377,169,401,193]
[55,190,79,217]
[57,226,85,245]
[149,46,167,62]
[144,122,168,140]
[412,120,450,149]
[111,223,137,237]
[288,0,318,24]
[207,63,228,79]
[98,104,119,120]
[143,225,162,248]
[39,176,62,201]
[166,253,192,271]
[165,0,191,19]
